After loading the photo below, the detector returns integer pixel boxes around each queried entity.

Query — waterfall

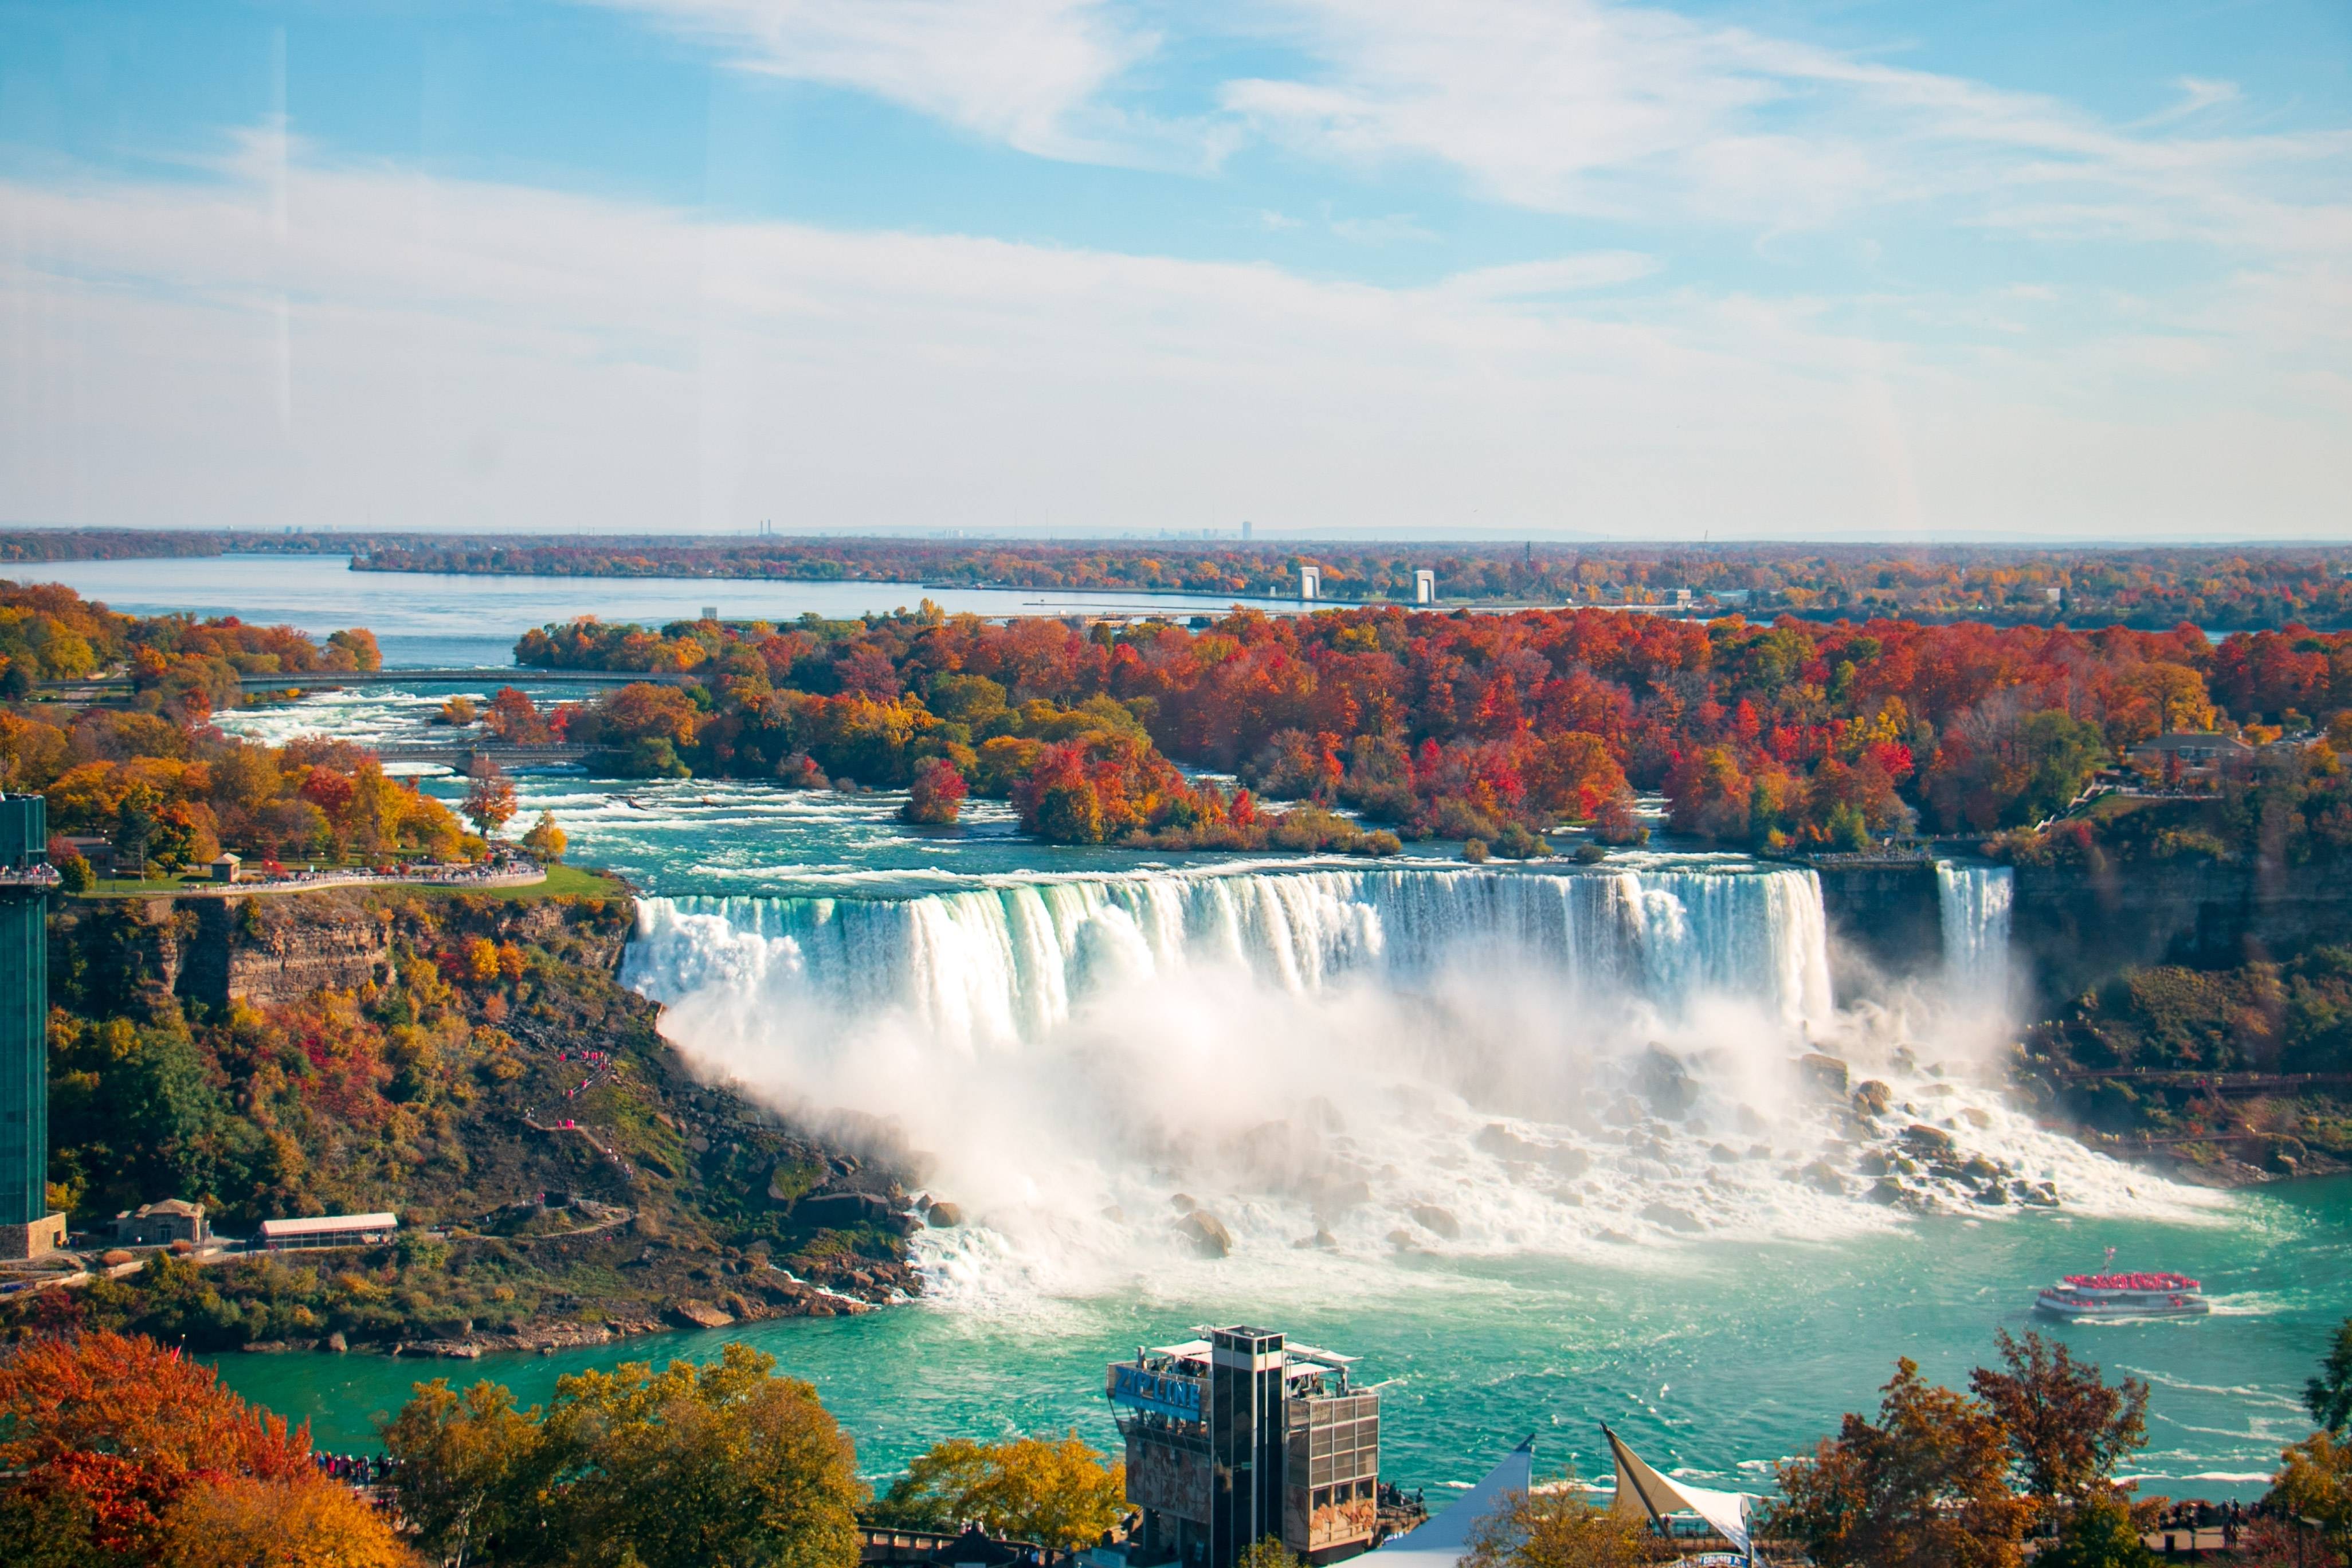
[1935,861,2014,999]
[614,857,2189,1282]
[622,863,1836,1050]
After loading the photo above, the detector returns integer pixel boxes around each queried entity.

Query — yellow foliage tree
[876,1433,1127,1550]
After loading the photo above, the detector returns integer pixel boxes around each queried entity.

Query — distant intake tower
[0,795,62,1257]
[1109,1326,1383,1568]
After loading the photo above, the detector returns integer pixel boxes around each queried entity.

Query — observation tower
[0,794,63,1258]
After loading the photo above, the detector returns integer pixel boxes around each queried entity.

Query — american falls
[618,860,2193,1300]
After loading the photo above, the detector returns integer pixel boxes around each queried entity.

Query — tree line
[6,1317,2348,1566]
[509,601,2352,856]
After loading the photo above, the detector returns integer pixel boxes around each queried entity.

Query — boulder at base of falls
[1797,1053,1851,1099]
[1175,1209,1232,1259]
[1640,1202,1704,1233]
[924,1200,963,1229]
[1900,1124,1958,1159]
[1852,1080,1894,1118]
[1636,1046,1697,1118]
[1867,1178,1905,1206]
[1292,1228,1340,1251]
[794,1191,914,1233]
[668,1300,735,1330]
[1409,1204,1461,1240]
[1799,1160,1848,1195]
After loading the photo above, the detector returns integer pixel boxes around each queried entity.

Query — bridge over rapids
[373,742,591,769]
[39,666,693,699]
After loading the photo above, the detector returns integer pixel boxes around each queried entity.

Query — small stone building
[111,1198,210,1248]
[210,852,244,883]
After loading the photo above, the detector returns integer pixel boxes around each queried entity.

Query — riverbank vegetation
[3,1318,2345,1566]
[2016,948,2352,1175]
[5,888,917,1352]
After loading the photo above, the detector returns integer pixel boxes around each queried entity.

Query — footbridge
[41,667,694,698]
[374,742,592,769]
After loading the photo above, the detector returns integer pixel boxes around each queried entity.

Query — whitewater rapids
[620,859,2215,1303]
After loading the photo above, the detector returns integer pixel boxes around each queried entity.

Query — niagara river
[71,555,2338,1503]
[205,707,2342,1502]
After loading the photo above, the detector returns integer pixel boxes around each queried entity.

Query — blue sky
[1,0,2346,539]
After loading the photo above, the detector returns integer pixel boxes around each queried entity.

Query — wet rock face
[1798,1053,1852,1100]
[923,1199,963,1228]
[1175,1209,1233,1258]
[1901,1124,1958,1159]
[1409,1204,1461,1240]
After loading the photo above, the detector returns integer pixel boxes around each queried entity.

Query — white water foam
[621,862,2218,1308]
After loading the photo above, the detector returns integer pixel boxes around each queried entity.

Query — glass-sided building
[1108,1326,1383,1568]
[0,794,57,1252]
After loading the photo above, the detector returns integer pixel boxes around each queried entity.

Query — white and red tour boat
[2036,1267,2209,1320]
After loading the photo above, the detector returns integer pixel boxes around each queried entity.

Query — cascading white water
[1935,861,2016,1002]
[621,857,2192,1300]
[623,864,1836,1048]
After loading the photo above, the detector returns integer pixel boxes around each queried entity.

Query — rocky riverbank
[11,883,930,1354]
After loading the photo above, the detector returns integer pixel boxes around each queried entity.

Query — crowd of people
[314,1450,399,1488]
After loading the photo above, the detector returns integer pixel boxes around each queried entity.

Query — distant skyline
[2,1,2346,540]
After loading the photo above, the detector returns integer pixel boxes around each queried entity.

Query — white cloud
[1328,212,1437,245]
[0,131,2342,539]
[1206,1,2349,255]
[1440,252,1659,297]
[582,0,1154,159]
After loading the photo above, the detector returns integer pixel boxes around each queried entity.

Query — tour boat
[2035,1269,2209,1319]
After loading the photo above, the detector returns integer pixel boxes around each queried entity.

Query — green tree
[1464,1487,1651,1568]
[1969,1330,2149,1528]
[1766,1358,2028,1568]
[2307,1316,2352,1433]
[1236,1539,1303,1568]
[875,1433,1126,1550]
[2033,1495,2155,1568]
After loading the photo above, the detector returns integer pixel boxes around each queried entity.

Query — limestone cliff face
[52,888,633,1012]
[2008,857,2352,1003]
[1815,854,2352,1009]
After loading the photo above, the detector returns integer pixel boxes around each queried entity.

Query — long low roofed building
[258,1212,399,1249]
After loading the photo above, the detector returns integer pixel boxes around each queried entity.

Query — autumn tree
[1969,1329,2149,1529]
[2269,1430,2352,1561]
[1766,1358,2029,1568]
[2031,1495,2156,1568]
[874,1433,1126,1551]
[901,756,969,825]
[461,757,518,838]
[483,686,554,744]
[380,1378,548,1568]
[518,810,567,862]
[385,1344,865,1568]
[1464,1485,1652,1568]
[0,1331,410,1566]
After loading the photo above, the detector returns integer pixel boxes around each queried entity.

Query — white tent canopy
[1602,1425,1754,1557]
[1372,1438,1533,1568]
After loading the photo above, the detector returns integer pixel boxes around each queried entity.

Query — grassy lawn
[413,862,632,901]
